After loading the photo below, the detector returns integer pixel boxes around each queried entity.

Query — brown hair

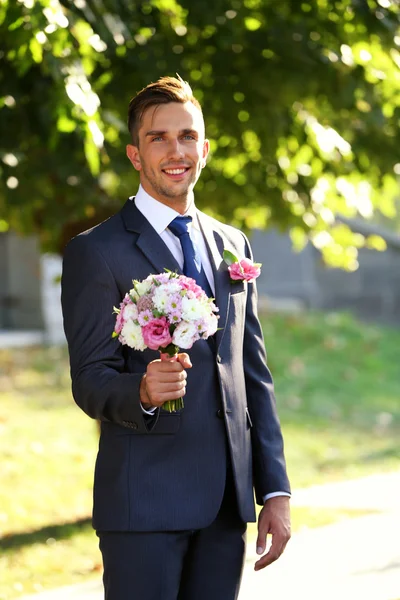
[127,75,202,145]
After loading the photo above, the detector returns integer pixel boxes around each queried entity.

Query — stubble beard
[141,163,198,203]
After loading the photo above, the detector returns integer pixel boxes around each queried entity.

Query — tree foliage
[0,0,399,268]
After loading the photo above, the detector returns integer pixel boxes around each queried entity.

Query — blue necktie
[168,216,213,298]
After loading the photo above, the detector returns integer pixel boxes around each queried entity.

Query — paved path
[240,509,400,600]
[290,471,400,511]
[19,472,400,600]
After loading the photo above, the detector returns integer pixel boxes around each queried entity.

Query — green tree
[1,0,399,268]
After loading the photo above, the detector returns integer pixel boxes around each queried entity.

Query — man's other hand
[140,353,192,409]
[254,496,291,571]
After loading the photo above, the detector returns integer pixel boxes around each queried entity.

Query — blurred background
[0,1,399,599]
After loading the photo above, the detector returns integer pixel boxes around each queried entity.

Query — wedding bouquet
[112,271,219,412]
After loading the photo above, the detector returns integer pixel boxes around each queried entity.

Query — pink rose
[228,258,261,282]
[141,317,172,350]
[114,309,125,335]
[179,275,204,297]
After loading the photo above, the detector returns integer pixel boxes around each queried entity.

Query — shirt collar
[134,185,199,233]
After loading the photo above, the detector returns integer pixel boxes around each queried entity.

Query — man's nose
[166,138,184,158]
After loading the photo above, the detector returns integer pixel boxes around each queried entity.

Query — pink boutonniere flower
[223,250,262,283]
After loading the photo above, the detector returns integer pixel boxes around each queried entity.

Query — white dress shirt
[134,186,215,295]
[133,186,290,503]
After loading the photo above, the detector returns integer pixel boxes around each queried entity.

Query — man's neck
[140,184,194,215]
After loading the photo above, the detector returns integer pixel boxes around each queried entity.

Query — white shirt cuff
[263,491,291,503]
[140,404,157,415]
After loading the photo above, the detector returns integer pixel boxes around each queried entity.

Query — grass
[0,522,100,597]
[261,311,400,486]
[0,346,99,598]
[0,311,399,598]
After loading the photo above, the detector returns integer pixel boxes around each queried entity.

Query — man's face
[126,101,209,209]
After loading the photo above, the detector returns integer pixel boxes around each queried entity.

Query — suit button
[216,409,224,419]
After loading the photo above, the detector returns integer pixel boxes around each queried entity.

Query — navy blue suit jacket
[61,200,290,532]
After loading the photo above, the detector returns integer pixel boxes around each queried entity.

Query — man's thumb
[178,353,192,369]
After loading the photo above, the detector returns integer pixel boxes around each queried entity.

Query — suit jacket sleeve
[242,234,291,502]
[61,234,151,433]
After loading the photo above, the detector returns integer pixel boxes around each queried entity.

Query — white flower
[172,321,199,349]
[153,285,170,312]
[181,296,205,321]
[120,320,146,351]
[134,279,152,296]
[163,281,181,294]
[201,313,219,337]
[128,287,140,302]
[123,303,138,322]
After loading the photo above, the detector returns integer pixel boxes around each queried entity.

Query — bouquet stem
[160,346,184,412]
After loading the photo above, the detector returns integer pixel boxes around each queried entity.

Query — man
[61,76,291,600]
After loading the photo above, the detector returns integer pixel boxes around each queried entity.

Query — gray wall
[0,232,43,329]
[251,228,400,326]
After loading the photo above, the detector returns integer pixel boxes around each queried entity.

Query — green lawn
[261,311,400,485]
[0,311,399,598]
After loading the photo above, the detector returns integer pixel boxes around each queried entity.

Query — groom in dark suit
[61,76,291,600]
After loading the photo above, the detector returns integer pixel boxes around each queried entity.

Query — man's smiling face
[126,101,209,211]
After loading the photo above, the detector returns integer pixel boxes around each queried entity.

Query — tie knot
[168,216,192,238]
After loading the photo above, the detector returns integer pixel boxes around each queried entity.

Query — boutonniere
[223,249,262,283]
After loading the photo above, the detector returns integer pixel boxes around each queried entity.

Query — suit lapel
[197,211,231,350]
[120,199,182,275]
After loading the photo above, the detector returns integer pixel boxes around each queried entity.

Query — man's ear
[126,144,141,171]
[201,139,210,168]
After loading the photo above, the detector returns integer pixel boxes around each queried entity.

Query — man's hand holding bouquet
[113,271,219,412]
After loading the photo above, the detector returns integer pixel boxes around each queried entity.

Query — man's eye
[183,135,195,141]
[152,136,163,142]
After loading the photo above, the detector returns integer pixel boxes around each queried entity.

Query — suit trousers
[97,471,247,600]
